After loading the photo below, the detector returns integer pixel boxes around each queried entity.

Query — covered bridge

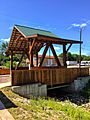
[6,25,89,87]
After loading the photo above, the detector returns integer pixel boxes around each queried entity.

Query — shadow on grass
[0,91,17,110]
[48,85,90,106]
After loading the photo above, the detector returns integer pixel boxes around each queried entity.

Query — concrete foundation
[67,76,90,92]
[12,76,90,97]
[12,83,47,98]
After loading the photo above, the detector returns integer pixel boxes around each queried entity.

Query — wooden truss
[6,27,82,69]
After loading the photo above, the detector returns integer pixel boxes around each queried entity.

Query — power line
[81,47,90,51]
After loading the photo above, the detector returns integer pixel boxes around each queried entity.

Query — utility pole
[68,22,88,68]
[79,27,83,68]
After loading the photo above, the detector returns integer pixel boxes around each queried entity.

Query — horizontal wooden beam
[9,48,28,51]
[26,34,82,44]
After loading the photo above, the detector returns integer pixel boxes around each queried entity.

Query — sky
[0,0,90,55]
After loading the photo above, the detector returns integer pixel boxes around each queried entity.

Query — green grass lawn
[0,83,90,120]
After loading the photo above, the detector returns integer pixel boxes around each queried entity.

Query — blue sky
[0,0,90,55]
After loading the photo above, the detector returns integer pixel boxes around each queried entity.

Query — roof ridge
[15,24,52,33]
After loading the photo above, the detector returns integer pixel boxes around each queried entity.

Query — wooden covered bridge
[6,25,89,87]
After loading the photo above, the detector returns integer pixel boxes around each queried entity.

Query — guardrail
[12,67,89,86]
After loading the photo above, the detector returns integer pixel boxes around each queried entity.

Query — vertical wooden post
[10,51,13,70]
[36,52,38,66]
[63,44,67,67]
[10,51,13,77]
[29,40,34,68]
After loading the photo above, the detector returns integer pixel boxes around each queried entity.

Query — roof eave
[26,34,82,44]
[14,25,26,38]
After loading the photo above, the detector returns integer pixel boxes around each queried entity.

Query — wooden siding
[0,69,10,75]
[12,68,89,86]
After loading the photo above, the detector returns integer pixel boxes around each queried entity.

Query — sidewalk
[0,81,11,89]
[0,100,14,120]
[0,75,14,119]
[0,75,11,88]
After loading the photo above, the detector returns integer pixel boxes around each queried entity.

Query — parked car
[81,61,90,66]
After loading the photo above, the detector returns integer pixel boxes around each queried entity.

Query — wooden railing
[0,69,10,75]
[12,68,89,86]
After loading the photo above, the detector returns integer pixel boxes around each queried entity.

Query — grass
[0,85,90,120]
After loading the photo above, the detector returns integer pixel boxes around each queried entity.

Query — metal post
[79,28,82,68]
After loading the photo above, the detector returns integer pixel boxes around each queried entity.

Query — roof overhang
[26,34,83,45]
[6,25,83,56]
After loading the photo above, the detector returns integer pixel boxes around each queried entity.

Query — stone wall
[67,76,90,92]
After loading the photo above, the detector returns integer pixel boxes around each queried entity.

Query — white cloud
[54,46,60,50]
[9,26,13,30]
[71,23,87,29]
[1,38,10,42]
[72,23,81,27]
[67,21,90,30]
[80,23,87,28]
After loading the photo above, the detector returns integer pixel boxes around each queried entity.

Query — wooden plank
[11,68,90,86]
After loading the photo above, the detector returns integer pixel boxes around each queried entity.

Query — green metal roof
[15,24,59,38]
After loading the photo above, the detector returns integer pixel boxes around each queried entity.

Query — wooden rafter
[17,39,25,49]
[50,43,61,66]
[14,37,22,48]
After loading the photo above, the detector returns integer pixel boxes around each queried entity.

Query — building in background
[26,55,63,67]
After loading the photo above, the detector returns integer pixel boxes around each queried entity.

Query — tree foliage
[0,42,26,68]
[0,42,8,55]
[0,42,9,66]
[59,52,90,62]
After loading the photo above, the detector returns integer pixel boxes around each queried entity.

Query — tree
[67,52,74,61]
[0,42,9,66]
[59,52,90,62]
[59,52,75,61]
[0,42,9,55]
